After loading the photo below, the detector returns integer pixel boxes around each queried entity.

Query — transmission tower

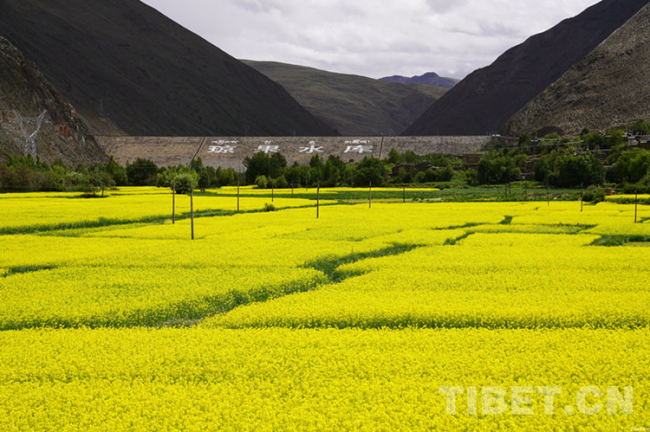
[13,110,47,158]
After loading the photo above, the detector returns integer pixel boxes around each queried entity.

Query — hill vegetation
[404,0,649,136]
[0,0,336,137]
[243,61,447,136]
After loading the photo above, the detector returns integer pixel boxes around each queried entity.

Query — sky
[140,0,601,80]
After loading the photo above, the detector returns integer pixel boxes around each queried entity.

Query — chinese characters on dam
[207,139,375,155]
[96,136,493,171]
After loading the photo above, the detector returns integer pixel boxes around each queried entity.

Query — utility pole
[190,185,195,240]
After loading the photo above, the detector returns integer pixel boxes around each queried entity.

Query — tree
[87,171,115,197]
[352,157,386,187]
[605,128,625,147]
[583,132,606,148]
[217,167,236,187]
[476,150,526,185]
[243,152,270,184]
[172,172,198,195]
[309,154,325,181]
[631,119,650,135]
[104,156,128,186]
[254,175,268,189]
[190,157,204,173]
[615,149,650,184]
[518,134,534,148]
[126,158,158,186]
[387,148,401,164]
[198,169,210,192]
[536,150,604,188]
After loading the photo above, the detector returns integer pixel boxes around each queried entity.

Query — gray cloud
[141,0,601,79]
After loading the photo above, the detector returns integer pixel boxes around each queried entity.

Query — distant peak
[380,72,457,89]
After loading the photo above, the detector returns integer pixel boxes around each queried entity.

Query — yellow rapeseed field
[0,189,648,430]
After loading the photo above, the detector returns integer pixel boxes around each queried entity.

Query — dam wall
[98,136,511,170]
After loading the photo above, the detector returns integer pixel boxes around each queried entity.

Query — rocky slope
[404,0,649,136]
[380,72,457,89]
[0,0,336,137]
[503,3,650,136]
[0,37,107,165]
[244,61,447,136]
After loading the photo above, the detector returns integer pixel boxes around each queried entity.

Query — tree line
[1,118,650,195]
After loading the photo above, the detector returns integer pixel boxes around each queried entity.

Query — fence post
[172,179,176,224]
[369,181,372,209]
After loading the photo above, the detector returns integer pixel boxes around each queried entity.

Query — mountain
[0,37,107,165]
[244,61,447,136]
[0,0,336,137]
[404,0,650,136]
[503,3,650,136]
[380,73,458,89]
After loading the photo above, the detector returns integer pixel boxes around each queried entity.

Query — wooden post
[547,184,550,206]
[317,182,320,219]
[237,174,240,212]
[291,183,294,198]
[524,181,527,201]
[172,180,176,224]
[190,186,195,240]
[403,186,406,203]
[635,190,639,223]
[271,184,274,202]
[369,181,372,209]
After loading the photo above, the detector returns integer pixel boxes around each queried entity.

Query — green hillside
[244,61,447,136]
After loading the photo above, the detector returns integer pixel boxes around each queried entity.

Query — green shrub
[581,187,606,203]
[255,175,268,189]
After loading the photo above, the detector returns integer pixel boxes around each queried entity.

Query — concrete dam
[98,136,512,170]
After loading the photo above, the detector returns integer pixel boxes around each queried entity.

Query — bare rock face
[503,4,650,136]
[0,37,108,165]
[404,0,649,136]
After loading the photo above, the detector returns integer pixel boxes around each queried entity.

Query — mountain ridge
[380,72,458,89]
[244,60,448,136]
[0,0,337,137]
[503,3,650,136]
[404,0,650,136]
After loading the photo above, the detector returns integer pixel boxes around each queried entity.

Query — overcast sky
[140,0,601,79]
